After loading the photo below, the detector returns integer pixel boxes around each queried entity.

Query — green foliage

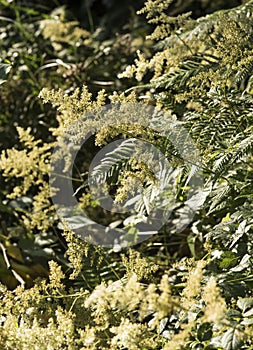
[0,63,11,85]
[1,0,253,349]
[0,0,147,288]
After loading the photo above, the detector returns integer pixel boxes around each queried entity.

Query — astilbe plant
[0,0,148,289]
[1,0,253,349]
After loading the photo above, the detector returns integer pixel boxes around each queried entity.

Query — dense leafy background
[0,0,253,349]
